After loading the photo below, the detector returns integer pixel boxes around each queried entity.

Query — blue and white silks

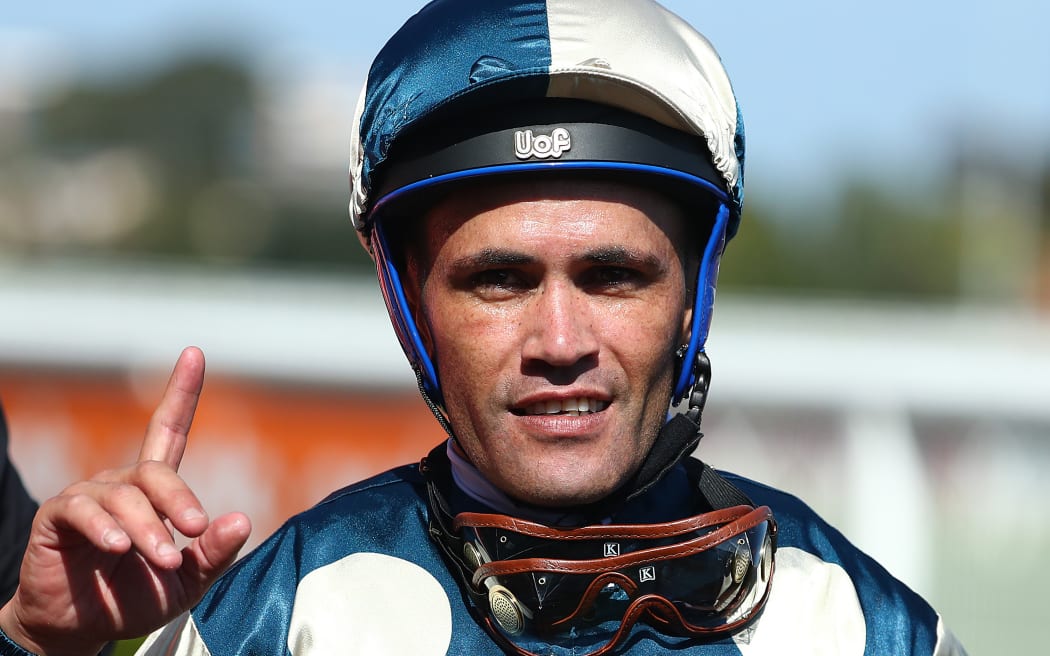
[135,459,966,655]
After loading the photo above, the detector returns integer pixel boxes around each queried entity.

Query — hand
[0,347,252,656]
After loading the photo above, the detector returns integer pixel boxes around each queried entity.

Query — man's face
[410,179,692,507]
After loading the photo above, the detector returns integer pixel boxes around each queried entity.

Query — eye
[582,266,643,289]
[470,269,529,291]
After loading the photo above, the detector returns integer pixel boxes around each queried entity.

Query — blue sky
[4,1,1048,201]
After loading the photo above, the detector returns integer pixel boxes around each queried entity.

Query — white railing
[2,260,1048,646]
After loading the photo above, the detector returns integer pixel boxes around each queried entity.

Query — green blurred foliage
[9,52,1049,300]
[18,54,372,271]
[36,56,255,258]
[722,183,963,300]
[37,58,254,181]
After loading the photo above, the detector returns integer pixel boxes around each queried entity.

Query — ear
[679,251,700,347]
[679,300,693,348]
[402,253,437,358]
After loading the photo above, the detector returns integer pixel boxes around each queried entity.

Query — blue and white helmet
[349,0,745,408]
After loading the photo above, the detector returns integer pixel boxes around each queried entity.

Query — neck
[445,440,598,526]
[444,438,698,526]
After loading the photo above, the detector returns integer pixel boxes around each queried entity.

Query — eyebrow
[448,246,668,273]
[582,246,665,272]
[448,249,534,271]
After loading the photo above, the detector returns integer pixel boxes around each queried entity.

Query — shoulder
[214,463,430,586]
[720,472,960,656]
[291,463,430,552]
[725,472,892,569]
[182,463,464,655]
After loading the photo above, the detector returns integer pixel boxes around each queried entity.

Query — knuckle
[59,479,91,497]
[129,459,173,487]
[136,458,172,479]
[59,491,96,514]
[106,482,144,507]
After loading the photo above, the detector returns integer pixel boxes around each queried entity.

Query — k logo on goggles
[453,505,776,656]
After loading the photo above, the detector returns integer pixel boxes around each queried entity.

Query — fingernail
[156,541,178,558]
[181,508,206,522]
[103,529,128,548]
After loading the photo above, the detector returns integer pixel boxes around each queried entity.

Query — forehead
[419,177,688,258]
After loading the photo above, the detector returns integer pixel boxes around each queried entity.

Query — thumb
[178,513,252,598]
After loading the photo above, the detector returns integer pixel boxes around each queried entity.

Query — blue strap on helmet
[673,202,729,405]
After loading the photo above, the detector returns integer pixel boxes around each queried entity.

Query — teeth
[526,398,607,416]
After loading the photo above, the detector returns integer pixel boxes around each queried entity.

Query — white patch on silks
[288,553,453,655]
[137,612,212,656]
[734,547,866,655]
[934,617,969,656]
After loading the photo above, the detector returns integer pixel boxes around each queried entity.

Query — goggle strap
[421,456,492,612]
[687,457,755,510]
[455,504,756,540]
[472,506,771,581]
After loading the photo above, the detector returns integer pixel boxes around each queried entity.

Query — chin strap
[619,350,718,506]
[416,367,454,439]
[621,417,752,512]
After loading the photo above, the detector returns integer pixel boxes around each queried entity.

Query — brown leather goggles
[454,504,776,655]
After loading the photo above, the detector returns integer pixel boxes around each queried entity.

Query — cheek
[424,296,518,400]
[627,328,679,390]
[616,310,682,429]
[610,298,685,362]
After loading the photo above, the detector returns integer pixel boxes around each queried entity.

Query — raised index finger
[138,346,206,469]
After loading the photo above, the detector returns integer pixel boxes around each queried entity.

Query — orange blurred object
[0,366,445,549]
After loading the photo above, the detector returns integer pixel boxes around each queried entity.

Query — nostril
[520,285,600,367]
[520,354,599,385]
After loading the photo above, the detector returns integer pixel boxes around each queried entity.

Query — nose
[521,280,599,377]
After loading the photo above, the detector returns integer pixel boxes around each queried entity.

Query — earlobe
[679,304,693,347]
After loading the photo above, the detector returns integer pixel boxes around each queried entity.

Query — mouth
[513,397,609,417]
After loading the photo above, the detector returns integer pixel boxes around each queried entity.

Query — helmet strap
[415,367,454,439]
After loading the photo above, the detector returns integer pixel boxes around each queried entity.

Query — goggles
[451,504,776,656]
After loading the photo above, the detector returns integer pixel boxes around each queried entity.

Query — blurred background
[2,1,1048,652]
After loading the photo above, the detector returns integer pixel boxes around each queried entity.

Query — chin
[510,474,623,509]
[501,446,638,509]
